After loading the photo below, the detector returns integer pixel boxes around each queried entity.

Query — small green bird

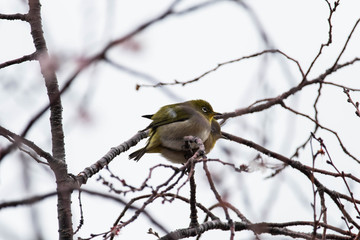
[129,99,222,163]
[159,118,225,163]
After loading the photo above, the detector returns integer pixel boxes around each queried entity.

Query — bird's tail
[129,147,147,161]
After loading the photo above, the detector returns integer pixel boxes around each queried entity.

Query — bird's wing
[143,105,192,131]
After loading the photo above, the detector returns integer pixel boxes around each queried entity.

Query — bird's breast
[158,116,211,151]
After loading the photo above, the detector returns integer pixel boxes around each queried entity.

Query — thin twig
[189,171,199,228]
[303,0,339,80]
[0,13,27,21]
[0,52,37,69]
[222,131,360,230]
[280,101,360,163]
[76,130,149,185]
[137,49,304,89]
[0,125,55,164]
[343,88,360,117]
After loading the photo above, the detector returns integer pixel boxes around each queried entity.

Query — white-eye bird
[129,99,222,163]
[159,118,225,163]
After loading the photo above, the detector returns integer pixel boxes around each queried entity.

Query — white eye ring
[202,107,208,113]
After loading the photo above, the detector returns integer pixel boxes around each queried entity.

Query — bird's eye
[202,107,208,113]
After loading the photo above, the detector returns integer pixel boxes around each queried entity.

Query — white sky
[0,0,360,239]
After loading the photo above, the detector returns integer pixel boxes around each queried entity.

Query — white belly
[158,118,211,151]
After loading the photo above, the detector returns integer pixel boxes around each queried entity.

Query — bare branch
[222,132,360,229]
[303,0,340,79]
[311,134,360,217]
[103,57,182,100]
[189,170,199,228]
[0,191,57,209]
[280,101,360,163]
[159,219,355,240]
[77,130,149,185]
[27,0,71,238]
[137,49,305,89]
[220,59,359,121]
[0,52,37,69]
[203,160,235,239]
[0,13,27,21]
[306,166,360,184]
[343,88,360,117]
[62,0,224,96]
[0,125,55,164]
[80,189,170,238]
[332,17,360,69]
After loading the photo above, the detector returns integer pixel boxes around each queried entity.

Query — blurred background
[1,0,360,239]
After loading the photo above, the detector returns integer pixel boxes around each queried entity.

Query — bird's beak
[214,112,222,119]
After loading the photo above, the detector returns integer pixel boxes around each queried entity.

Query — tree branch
[159,219,355,240]
[0,191,57,209]
[222,132,360,230]
[76,130,149,185]
[0,13,27,21]
[0,52,37,69]
[137,49,305,89]
[27,0,72,238]
[0,125,55,164]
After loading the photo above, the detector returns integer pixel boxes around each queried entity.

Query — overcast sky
[1,0,360,239]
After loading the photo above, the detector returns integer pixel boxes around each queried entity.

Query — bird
[129,99,223,163]
[159,118,225,163]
